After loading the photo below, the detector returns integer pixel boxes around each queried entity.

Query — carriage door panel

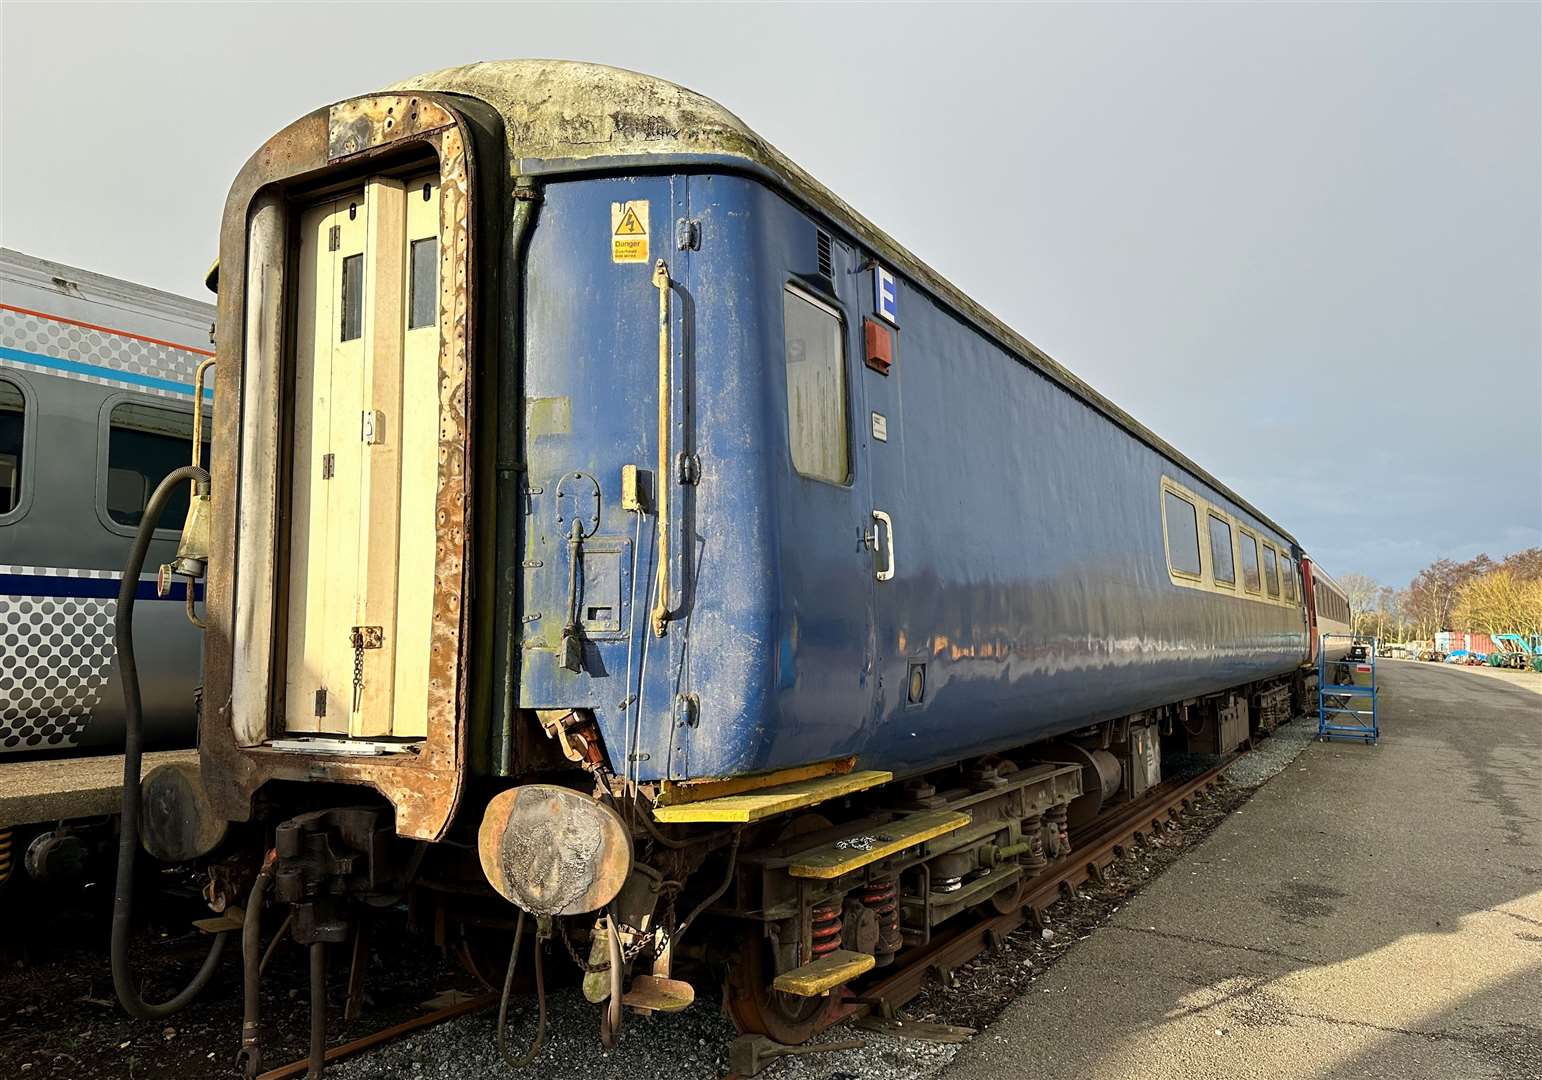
[283,176,441,738]
[855,269,909,731]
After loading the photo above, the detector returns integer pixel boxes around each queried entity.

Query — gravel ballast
[331,720,1316,1080]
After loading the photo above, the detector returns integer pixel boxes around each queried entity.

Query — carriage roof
[389,59,1297,545]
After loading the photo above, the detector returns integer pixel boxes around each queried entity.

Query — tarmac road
[940,660,1542,1080]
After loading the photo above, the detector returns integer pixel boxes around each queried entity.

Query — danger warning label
[611,200,649,263]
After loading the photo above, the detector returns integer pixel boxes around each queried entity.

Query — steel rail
[828,757,1235,1025]
[253,992,497,1080]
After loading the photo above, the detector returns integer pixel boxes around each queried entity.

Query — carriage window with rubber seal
[105,400,211,530]
[1263,544,1280,598]
[1163,489,1202,578]
[783,286,850,484]
[1281,554,1296,602]
[0,377,23,516]
[1207,513,1235,586]
[1239,532,1261,593]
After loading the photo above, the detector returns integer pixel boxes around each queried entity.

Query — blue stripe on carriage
[0,345,211,399]
[0,573,204,601]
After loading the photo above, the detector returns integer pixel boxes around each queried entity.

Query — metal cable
[621,508,643,828]
[670,830,742,952]
[497,911,546,1069]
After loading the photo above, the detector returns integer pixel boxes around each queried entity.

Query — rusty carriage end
[200,91,491,842]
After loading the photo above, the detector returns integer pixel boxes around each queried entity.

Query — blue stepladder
[1318,634,1379,744]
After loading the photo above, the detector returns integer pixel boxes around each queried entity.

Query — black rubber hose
[110,464,229,1020]
[308,941,328,1077]
[239,856,276,1078]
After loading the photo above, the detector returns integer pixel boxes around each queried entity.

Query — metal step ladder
[1318,633,1379,744]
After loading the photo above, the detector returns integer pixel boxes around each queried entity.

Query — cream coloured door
[284,175,441,739]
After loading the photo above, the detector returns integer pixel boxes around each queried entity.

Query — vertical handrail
[191,357,215,475]
[650,259,671,637]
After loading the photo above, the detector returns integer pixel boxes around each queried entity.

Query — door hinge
[675,452,701,485]
[314,688,328,717]
[322,453,335,479]
[676,217,702,251]
[328,225,341,252]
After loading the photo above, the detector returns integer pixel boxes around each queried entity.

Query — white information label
[871,411,888,442]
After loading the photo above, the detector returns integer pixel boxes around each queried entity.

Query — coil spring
[862,877,903,958]
[810,900,843,957]
[1021,814,1048,872]
[0,829,11,886]
[1044,804,1071,857]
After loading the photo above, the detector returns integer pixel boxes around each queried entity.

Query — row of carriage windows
[1163,487,1297,603]
[0,374,208,530]
[1315,582,1350,625]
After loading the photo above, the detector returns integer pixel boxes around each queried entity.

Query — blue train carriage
[152,61,1319,1049]
[0,249,211,890]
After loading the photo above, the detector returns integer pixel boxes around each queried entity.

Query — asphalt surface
[941,660,1542,1080]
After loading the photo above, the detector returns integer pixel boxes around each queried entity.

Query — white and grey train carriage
[0,248,212,766]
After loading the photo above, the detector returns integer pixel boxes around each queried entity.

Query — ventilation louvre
[816,230,833,278]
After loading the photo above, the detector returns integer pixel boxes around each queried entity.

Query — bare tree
[1338,573,1382,635]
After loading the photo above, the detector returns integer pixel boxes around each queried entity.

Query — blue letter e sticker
[874,264,898,325]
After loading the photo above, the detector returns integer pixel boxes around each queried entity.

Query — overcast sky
[3,2,1537,585]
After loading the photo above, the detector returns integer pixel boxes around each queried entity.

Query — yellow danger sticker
[611,200,650,264]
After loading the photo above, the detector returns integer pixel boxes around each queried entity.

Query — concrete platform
[942,661,1542,1080]
[0,748,197,827]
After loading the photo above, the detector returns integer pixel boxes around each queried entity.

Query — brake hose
[111,464,230,1019]
[497,910,548,1067]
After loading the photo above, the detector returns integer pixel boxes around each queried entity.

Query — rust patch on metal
[202,93,474,841]
[328,96,454,160]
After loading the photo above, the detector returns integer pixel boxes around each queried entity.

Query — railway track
[254,758,1233,1079]
[822,757,1234,1035]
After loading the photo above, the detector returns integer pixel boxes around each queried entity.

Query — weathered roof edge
[389,60,1296,545]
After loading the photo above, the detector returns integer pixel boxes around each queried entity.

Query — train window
[783,286,850,484]
[1239,532,1261,593]
[1281,556,1296,602]
[0,377,22,515]
[105,401,210,529]
[1207,513,1235,586]
[408,237,437,330]
[1263,545,1280,597]
[340,252,364,341]
[1163,490,1202,577]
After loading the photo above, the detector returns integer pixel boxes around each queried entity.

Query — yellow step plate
[789,809,971,880]
[772,949,876,997]
[652,769,893,824]
[622,974,695,1013]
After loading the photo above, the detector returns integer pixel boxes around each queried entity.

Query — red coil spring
[862,878,902,954]
[810,901,844,957]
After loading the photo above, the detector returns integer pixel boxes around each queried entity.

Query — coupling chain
[557,916,657,973]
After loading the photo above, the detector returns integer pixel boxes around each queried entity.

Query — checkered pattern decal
[0,306,203,400]
[0,566,121,752]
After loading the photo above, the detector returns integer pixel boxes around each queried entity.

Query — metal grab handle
[872,509,896,582]
[650,260,672,636]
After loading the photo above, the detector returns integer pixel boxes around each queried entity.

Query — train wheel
[724,933,838,1045]
[988,875,1031,916]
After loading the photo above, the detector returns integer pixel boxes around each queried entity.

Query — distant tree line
[1337,548,1542,643]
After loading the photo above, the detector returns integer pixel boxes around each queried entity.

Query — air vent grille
[816,230,833,278]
